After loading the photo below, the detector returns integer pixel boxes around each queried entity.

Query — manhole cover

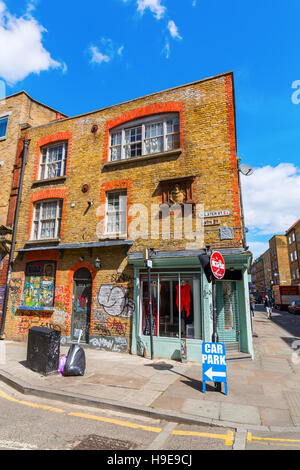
[72,435,135,450]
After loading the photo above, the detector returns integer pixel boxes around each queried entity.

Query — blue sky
[1,0,300,258]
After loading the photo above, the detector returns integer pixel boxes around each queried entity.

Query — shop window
[105,190,127,236]
[39,142,68,180]
[31,199,63,240]
[140,272,202,339]
[0,116,8,138]
[22,261,56,309]
[109,113,180,161]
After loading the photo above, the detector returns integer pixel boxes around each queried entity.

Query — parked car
[288,301,300,315]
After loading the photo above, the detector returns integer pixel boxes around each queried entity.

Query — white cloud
[89,38,124,65]
[167,20,182,40]
[0,1,64,84]
[90,46,111,65]
[137,0,166,20]
[192,0,197,6]
[241,163,300,236]
[247,241,269,261]
[163,40,170,59]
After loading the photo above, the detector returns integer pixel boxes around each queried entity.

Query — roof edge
[0,90,68,118]
[16,71,234,131]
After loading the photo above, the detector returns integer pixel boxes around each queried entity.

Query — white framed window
[109,113,180,161]
[31,199,63,240]
[39,142,68,180]
[295,250,298,260]
[292,233,295,242]
[290,252,294,262]
[105,191,127,236]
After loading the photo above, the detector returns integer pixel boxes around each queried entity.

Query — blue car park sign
[202,342,228,395]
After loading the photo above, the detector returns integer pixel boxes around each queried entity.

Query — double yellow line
[0,387,235,445]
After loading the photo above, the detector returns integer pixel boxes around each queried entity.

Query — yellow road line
[0,385,236,445]
[0,389,65,413]
[68,412,162,433]
[171,429,235,446]
[247,439,300,449]
[247,432,300,445]
[0,386,161,433]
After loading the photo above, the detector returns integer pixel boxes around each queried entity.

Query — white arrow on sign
[205,367,226,381]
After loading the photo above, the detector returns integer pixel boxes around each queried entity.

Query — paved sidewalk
[0,309,300,429]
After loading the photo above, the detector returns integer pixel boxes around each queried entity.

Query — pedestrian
[250,297,255,318]
[264,295,273,319]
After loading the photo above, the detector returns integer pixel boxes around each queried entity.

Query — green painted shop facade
[129,248,253,362]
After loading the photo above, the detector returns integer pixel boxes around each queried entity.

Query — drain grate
[72,435,135,451]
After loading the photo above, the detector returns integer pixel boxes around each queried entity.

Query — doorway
[71,268,92,343]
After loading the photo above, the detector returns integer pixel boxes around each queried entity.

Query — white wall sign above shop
[199,210,231,218]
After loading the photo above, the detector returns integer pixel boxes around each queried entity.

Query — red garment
[176,283,191,318]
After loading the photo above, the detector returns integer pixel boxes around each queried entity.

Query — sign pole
[212,278,219,344]
[148,262,154,360]
[145,248,154,360]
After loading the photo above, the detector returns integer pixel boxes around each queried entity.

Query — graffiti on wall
[10,278,22,319]
[97,284,134,318]
[0,285,6,315]
[90,336,128,353]
[22,262,55,309]
[90,283,134,347]
[15,308,68,336]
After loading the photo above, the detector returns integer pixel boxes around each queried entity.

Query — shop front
[129,249,253,362]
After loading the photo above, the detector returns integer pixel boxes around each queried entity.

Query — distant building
[286,219,300,285]
[250,249,272,298]
[269,235,291,286]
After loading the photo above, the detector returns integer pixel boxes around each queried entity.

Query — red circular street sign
[210,251,226,280]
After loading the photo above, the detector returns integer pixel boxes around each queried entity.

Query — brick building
[251,249,272,299]
[286,219,300,285]
[269,235,291,287]
[1,72,253,360]
[0,92,66,331]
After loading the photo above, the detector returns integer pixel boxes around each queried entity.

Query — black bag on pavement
[63,344,86,376]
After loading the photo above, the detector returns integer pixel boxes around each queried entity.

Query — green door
[216,281,239,343]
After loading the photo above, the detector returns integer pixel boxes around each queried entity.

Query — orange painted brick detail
[27,188,68,240]
[68,261,97,284]
[25,250,60,262]
[103,102,185,162]
[33,131,72,181]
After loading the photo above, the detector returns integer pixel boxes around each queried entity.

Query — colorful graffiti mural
[22,262,56,309]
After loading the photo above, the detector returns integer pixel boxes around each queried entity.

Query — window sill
[32,176,67,187]
[16,305,55,313]
[103,148,182,168]
[25,238,61,246]
[0,136,7,142]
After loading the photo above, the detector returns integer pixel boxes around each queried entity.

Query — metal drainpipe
[0,139,30,339]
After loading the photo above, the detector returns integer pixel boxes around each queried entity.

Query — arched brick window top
[103,102,185,162]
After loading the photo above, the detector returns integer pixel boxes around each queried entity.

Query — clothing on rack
[176,282,191,318]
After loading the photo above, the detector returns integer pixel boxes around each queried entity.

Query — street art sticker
[52,309,68,332]
[97,284,134,318]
